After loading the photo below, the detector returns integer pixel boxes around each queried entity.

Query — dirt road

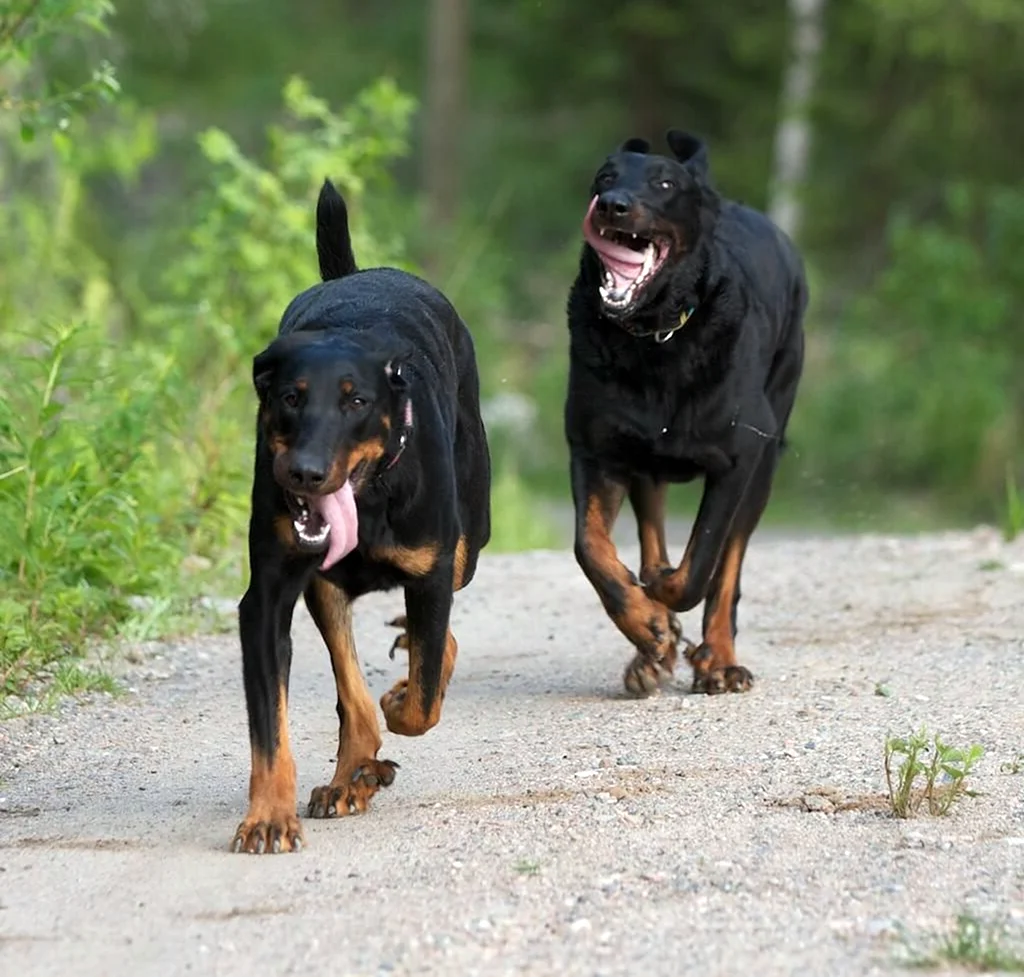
[2,530,1023,976]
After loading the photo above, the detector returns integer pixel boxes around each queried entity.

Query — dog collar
[383,398,414,472]
[654,306,696,344]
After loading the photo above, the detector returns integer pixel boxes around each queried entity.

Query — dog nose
[287,463,327,492]
[597,190,632,218]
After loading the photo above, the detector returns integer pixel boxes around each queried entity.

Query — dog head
[253,331,411,563]
[582,130,720,320]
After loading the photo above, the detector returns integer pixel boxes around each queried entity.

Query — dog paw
[380,679,438,736]
[623,652,674,697]
[686,642,754,694]
[307,759,399,818]
[231,810,304,855]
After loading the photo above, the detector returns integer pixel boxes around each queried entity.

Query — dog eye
[657,179,676,191]
[281,391,300,409]
[350,397,367,408]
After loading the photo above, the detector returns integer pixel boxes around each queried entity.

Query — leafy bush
[785,183,1024,524]
[0,71,419,705]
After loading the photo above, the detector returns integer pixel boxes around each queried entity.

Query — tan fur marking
[371,542,441,577]
[453,536,469,591]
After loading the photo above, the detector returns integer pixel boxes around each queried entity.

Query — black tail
[316,179,357,281]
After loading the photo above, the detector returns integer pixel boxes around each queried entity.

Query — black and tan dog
[565,131,806,697]
[232,180,490,854]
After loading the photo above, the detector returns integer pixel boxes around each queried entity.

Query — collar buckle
[654,306,695,344]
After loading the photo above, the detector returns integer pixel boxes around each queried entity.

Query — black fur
[233,179,490,853]
[565,131,806,696]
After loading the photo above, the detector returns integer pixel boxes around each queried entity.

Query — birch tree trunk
[768,0,826,243]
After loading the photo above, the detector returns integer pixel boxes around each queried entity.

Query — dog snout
[596,190,633,219]
[286,455,327,493]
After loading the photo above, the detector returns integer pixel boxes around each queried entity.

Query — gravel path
[2,530,1023,976]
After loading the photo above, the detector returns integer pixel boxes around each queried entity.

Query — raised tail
[316,179,357,281]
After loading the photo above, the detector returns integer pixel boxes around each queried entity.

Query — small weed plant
[884,728,983,818]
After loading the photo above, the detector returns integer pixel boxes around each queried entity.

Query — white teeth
[294,518,330,545]
[598,243,661,311]
[640,244,654,277]
[631,233,637,240]
[600,228,607,237]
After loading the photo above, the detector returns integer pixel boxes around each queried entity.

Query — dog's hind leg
[643,426,765,622]
[232,566,306,854]
[629,475,671,581]
[380,564,458,736]
[305,576,398,819]
[689,445,779,693]
[572,459,680,697]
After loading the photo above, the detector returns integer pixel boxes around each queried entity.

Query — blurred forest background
[1,0,1022,702]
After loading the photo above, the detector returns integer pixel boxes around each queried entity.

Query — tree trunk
[423,0,468,236]
[768,0,826,243]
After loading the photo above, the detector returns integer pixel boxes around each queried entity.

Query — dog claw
[231,836,243,854]
[272,836,281,854]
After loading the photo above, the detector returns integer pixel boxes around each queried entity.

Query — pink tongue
[311,480,358,571]
[582,196,645,290]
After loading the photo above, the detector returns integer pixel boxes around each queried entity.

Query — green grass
[487,461,561,552]
[907,914,1024,972]
[1004,464,1023,542]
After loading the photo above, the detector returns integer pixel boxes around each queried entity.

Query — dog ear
[618,137,650,154]
[384,357,409,391]
[252,344,279,402]
[665,130,709,176]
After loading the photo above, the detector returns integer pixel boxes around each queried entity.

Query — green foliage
[162,75,416,375]
[884,728,984,818]
[0,320,181,698]
[0,0,120,141]
[486,458,561,553]
[0,62,424,705]
[788,184,1024,521]
[907,914,1024,973]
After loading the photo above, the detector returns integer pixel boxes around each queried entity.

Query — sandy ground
[2,529,1024,977]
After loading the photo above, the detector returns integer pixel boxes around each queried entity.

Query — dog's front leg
[231,557,306,854]
[571,458,682,697]
[304,576,398,819]
[380,561,458,736]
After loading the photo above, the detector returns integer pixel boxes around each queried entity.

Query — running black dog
[232,180,491,854]
[565,130,806,697]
